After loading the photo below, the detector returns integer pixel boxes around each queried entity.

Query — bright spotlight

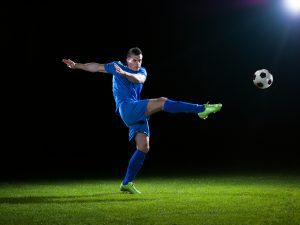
[284,0,300,15]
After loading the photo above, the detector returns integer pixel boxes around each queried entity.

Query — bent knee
[158,97,168,110]
[158,97,168,103]
[138,144,150,154]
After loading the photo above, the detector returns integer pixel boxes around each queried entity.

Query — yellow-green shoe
[120,182,141,194]
[198,103,222,119]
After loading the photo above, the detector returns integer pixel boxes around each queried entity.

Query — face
[127,54,143,71]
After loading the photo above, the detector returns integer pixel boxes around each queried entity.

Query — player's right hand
[62,59,76,69]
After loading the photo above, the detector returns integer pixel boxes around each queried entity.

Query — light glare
[284,0,300,14]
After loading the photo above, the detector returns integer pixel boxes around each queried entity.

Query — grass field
[0,173,299,225]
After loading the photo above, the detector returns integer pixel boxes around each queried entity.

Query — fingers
[114,63,121,72]
[62,59,73,64]
[114,63,119,69]
[62,59,70,65]
[62,59,75,68]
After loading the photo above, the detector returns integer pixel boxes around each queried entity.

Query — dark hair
[127,47,142,58]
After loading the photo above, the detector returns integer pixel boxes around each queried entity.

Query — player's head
[127,47,143,71]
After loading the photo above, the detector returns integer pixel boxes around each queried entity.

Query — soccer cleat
[120,182,141,194]
[198,103,222,119]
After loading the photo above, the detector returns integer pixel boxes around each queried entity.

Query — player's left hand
[114,63,126,76]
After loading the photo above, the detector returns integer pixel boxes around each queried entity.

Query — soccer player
[62,47,222,194]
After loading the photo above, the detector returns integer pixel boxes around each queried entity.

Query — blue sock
[163,99,205,114]
[123,149,146,185]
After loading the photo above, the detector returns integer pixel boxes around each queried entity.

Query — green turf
[0,174,299,225]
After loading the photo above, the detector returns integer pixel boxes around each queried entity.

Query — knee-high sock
[123,149,146,185]
[163,99,205,113]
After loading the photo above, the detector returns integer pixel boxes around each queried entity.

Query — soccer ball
[253,69,273,89]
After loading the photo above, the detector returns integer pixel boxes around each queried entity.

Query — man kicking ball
[62,47,222,194]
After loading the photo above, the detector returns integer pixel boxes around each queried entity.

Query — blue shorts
[118,100,150,141]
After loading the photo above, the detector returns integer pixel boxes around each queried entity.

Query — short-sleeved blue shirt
[104,61,147,114]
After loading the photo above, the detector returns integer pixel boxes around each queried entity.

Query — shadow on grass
[0,193,150,204]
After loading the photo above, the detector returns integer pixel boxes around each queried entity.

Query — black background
[2,0,300,178]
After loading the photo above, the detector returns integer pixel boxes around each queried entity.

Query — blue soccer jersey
[104,61,147,113]
[104,61,149,141]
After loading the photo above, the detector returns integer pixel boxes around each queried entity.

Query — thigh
[145,97,168,116]
[119,100,149,126]
[128,119,150,142]
[135,132,150,153]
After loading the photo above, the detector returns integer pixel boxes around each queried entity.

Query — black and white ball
[253,69,273,89]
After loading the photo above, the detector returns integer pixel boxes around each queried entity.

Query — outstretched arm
[114,64,146,84]
[62,59,107,73]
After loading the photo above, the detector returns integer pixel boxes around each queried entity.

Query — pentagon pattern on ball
[253,69,273,89]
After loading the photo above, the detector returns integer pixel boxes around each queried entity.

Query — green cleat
[198,103,222,119]
[120,182,141,194]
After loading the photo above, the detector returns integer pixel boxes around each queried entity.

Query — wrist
[124,72,131,77]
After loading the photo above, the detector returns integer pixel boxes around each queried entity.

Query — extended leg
[145,97,222,119]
